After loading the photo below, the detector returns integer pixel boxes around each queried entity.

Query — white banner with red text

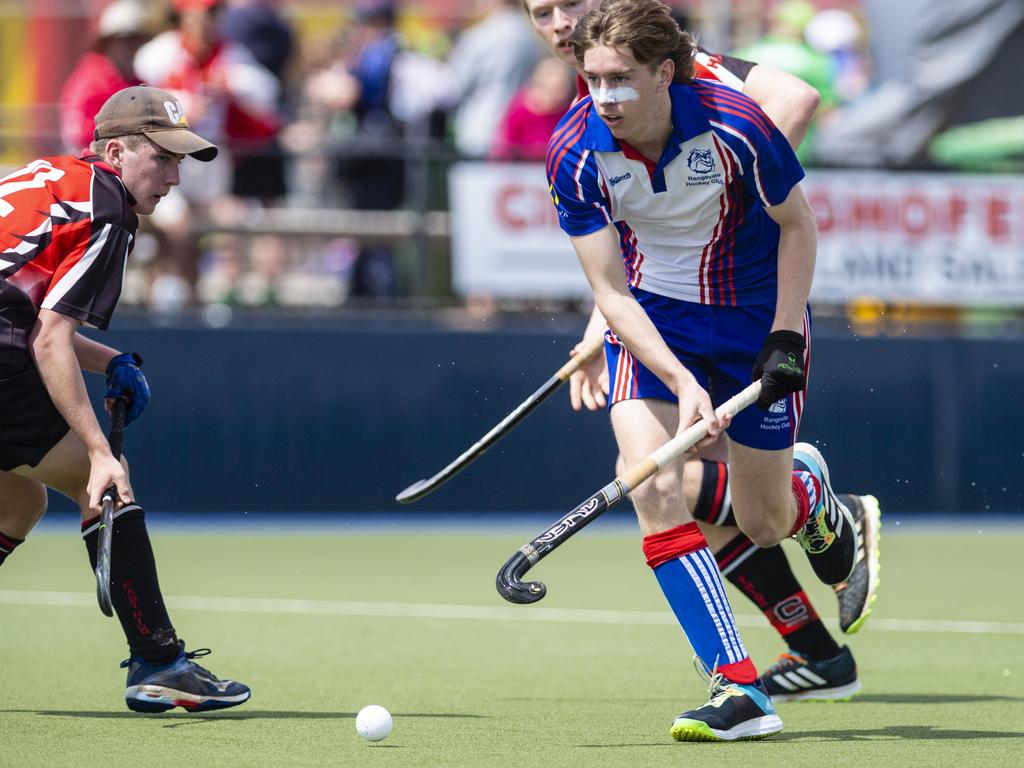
[449,163,1024,305]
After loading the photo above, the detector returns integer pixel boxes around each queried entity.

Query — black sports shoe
[758,646,860,702]
[792,443,857,586]
[834,494,882,634]
[121,641,251,713]
[670,659,783,742]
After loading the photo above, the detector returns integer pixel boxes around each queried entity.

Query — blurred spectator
[134,0,284,204]
[448,0,542,158]
[733,0,836,162]
[301,0,407,298]
[198,234,246,306]
[814,0,1024,169]
[804,8,870,104]
[131,0,285,307]
[198,233,349,306]
[491,56,574,161]
[58,0,149,153]
[219,0,294,83]
[219,0,296,204]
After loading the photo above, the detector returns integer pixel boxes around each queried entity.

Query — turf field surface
[1,517,1022,768]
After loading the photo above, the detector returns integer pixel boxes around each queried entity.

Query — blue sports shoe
[792,442,857,586]
[121,642,251,713]
[670,659,783,742]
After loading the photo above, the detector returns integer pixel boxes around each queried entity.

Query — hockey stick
[496,381,761,604]
[396,336,605,504]
[94,397,127,618]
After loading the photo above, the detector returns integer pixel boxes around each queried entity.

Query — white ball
[355,704,393,742]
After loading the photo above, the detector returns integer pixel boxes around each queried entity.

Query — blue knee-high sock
[644,522,756,683]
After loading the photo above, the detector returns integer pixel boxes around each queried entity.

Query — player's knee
[29,503,47,533]
[630,470,682,519]
[0,479,48,529]
[739,516,787,548]
[0,486,45,566]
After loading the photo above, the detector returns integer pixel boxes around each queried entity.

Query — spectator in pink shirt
[491,56,574,161]
[58,1,149,153]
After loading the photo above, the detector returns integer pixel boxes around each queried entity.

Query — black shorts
[0,351,70,471]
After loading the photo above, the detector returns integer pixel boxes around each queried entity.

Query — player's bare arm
[72,332,121,374]
[764,184,818,334]
[743,64,820,150]
[569,225,723,440]
[29,310,129,511]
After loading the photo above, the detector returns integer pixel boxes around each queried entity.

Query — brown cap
[93,86,218,162]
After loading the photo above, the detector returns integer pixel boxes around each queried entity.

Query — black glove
[752,331,805,410]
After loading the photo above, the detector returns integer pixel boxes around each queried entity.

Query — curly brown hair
[570,0,695,82]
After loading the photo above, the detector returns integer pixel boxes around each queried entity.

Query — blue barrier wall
[58,314,1023,514]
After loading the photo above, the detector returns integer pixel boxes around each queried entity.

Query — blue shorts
[605,289,811,450]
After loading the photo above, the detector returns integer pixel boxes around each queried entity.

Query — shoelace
[119,646,215,673]
[691,655,731,704]
[182,648,219,680]
[766,651,807,674]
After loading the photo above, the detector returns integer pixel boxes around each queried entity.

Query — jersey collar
[83,154,138,207]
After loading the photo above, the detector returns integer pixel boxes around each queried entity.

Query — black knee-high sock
[0,529,25,566]
[692,460,737,526]
[82,505,180,664]
[715,533,841,661]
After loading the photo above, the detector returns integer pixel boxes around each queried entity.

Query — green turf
[1,520,1023,767]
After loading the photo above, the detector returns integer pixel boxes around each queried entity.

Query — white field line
[2,590,1023,636]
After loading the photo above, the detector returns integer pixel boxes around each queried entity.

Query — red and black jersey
[0,154,136,348]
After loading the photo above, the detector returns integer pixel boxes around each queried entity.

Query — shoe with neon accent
[670,660,783,742]
[758,646,860,703]
[793,442,857,586]
[833,494,882,634]
[122,641,251,713]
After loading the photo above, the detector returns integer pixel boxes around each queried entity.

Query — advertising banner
[450,163,1024,305]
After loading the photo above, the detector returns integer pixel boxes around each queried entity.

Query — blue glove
[105,352,150,426]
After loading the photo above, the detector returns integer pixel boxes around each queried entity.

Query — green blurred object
[772,0,818,34]
[733,37,836,163]
[928,116,1024,172]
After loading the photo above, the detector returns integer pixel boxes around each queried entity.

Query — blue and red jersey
[547,79,804,306]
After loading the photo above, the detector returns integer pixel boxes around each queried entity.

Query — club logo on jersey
[609,172,632,186]
[769,399,787,414]
[163,100,190,127]
[685,147,723,188]
[687,148,715,174]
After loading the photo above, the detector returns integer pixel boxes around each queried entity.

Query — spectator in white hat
[59,1,151,153]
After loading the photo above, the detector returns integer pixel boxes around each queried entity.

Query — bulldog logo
[687,148,715,174]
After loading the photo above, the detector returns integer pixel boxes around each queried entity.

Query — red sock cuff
[789,473,811,536]
[719,657,757,684]
[642,522,707,569]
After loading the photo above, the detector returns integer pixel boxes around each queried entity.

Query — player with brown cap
[0,85,250,713]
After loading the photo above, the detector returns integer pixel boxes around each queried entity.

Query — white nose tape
[589,85,640,104]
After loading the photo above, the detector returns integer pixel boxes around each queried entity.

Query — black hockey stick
[94,397,127,617]
[496,382,761,604]
[396,337,604,504]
